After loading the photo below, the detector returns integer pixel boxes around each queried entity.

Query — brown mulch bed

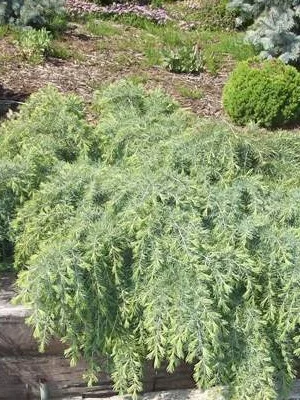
[0,24,228,119]
[146,69,227,117]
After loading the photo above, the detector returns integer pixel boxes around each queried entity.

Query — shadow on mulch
[0,84,29,119]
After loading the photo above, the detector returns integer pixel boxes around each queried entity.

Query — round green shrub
[222,58,300,128]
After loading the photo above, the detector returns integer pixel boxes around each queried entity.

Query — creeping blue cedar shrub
[222,58,300,127]
[5,81,300,400]
[0,85,97,270]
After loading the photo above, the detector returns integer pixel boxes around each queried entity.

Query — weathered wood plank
[0,355,112,399]
[1,273,300,400]
[0,274,195,399]
[0,273,65,356]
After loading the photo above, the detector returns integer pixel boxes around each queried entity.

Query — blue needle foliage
[228,0,300,64]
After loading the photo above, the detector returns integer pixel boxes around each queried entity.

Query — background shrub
[222,58,300,127]
[228,0,300,64]
[0,0,66,28]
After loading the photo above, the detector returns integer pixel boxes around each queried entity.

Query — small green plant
[163,44,204,73]
[222,58,300,128]
[15,28,52,63]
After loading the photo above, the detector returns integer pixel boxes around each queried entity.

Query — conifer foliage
[228,0,300,64]
[0,86,95,268]
[222,58,300,127]
[0,0,65,27]
[1,82,300,399]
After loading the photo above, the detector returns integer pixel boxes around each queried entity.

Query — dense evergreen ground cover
[1,1,300,399]
[0,82,299,399]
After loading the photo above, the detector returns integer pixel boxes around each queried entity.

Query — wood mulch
[0,23,228,119]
